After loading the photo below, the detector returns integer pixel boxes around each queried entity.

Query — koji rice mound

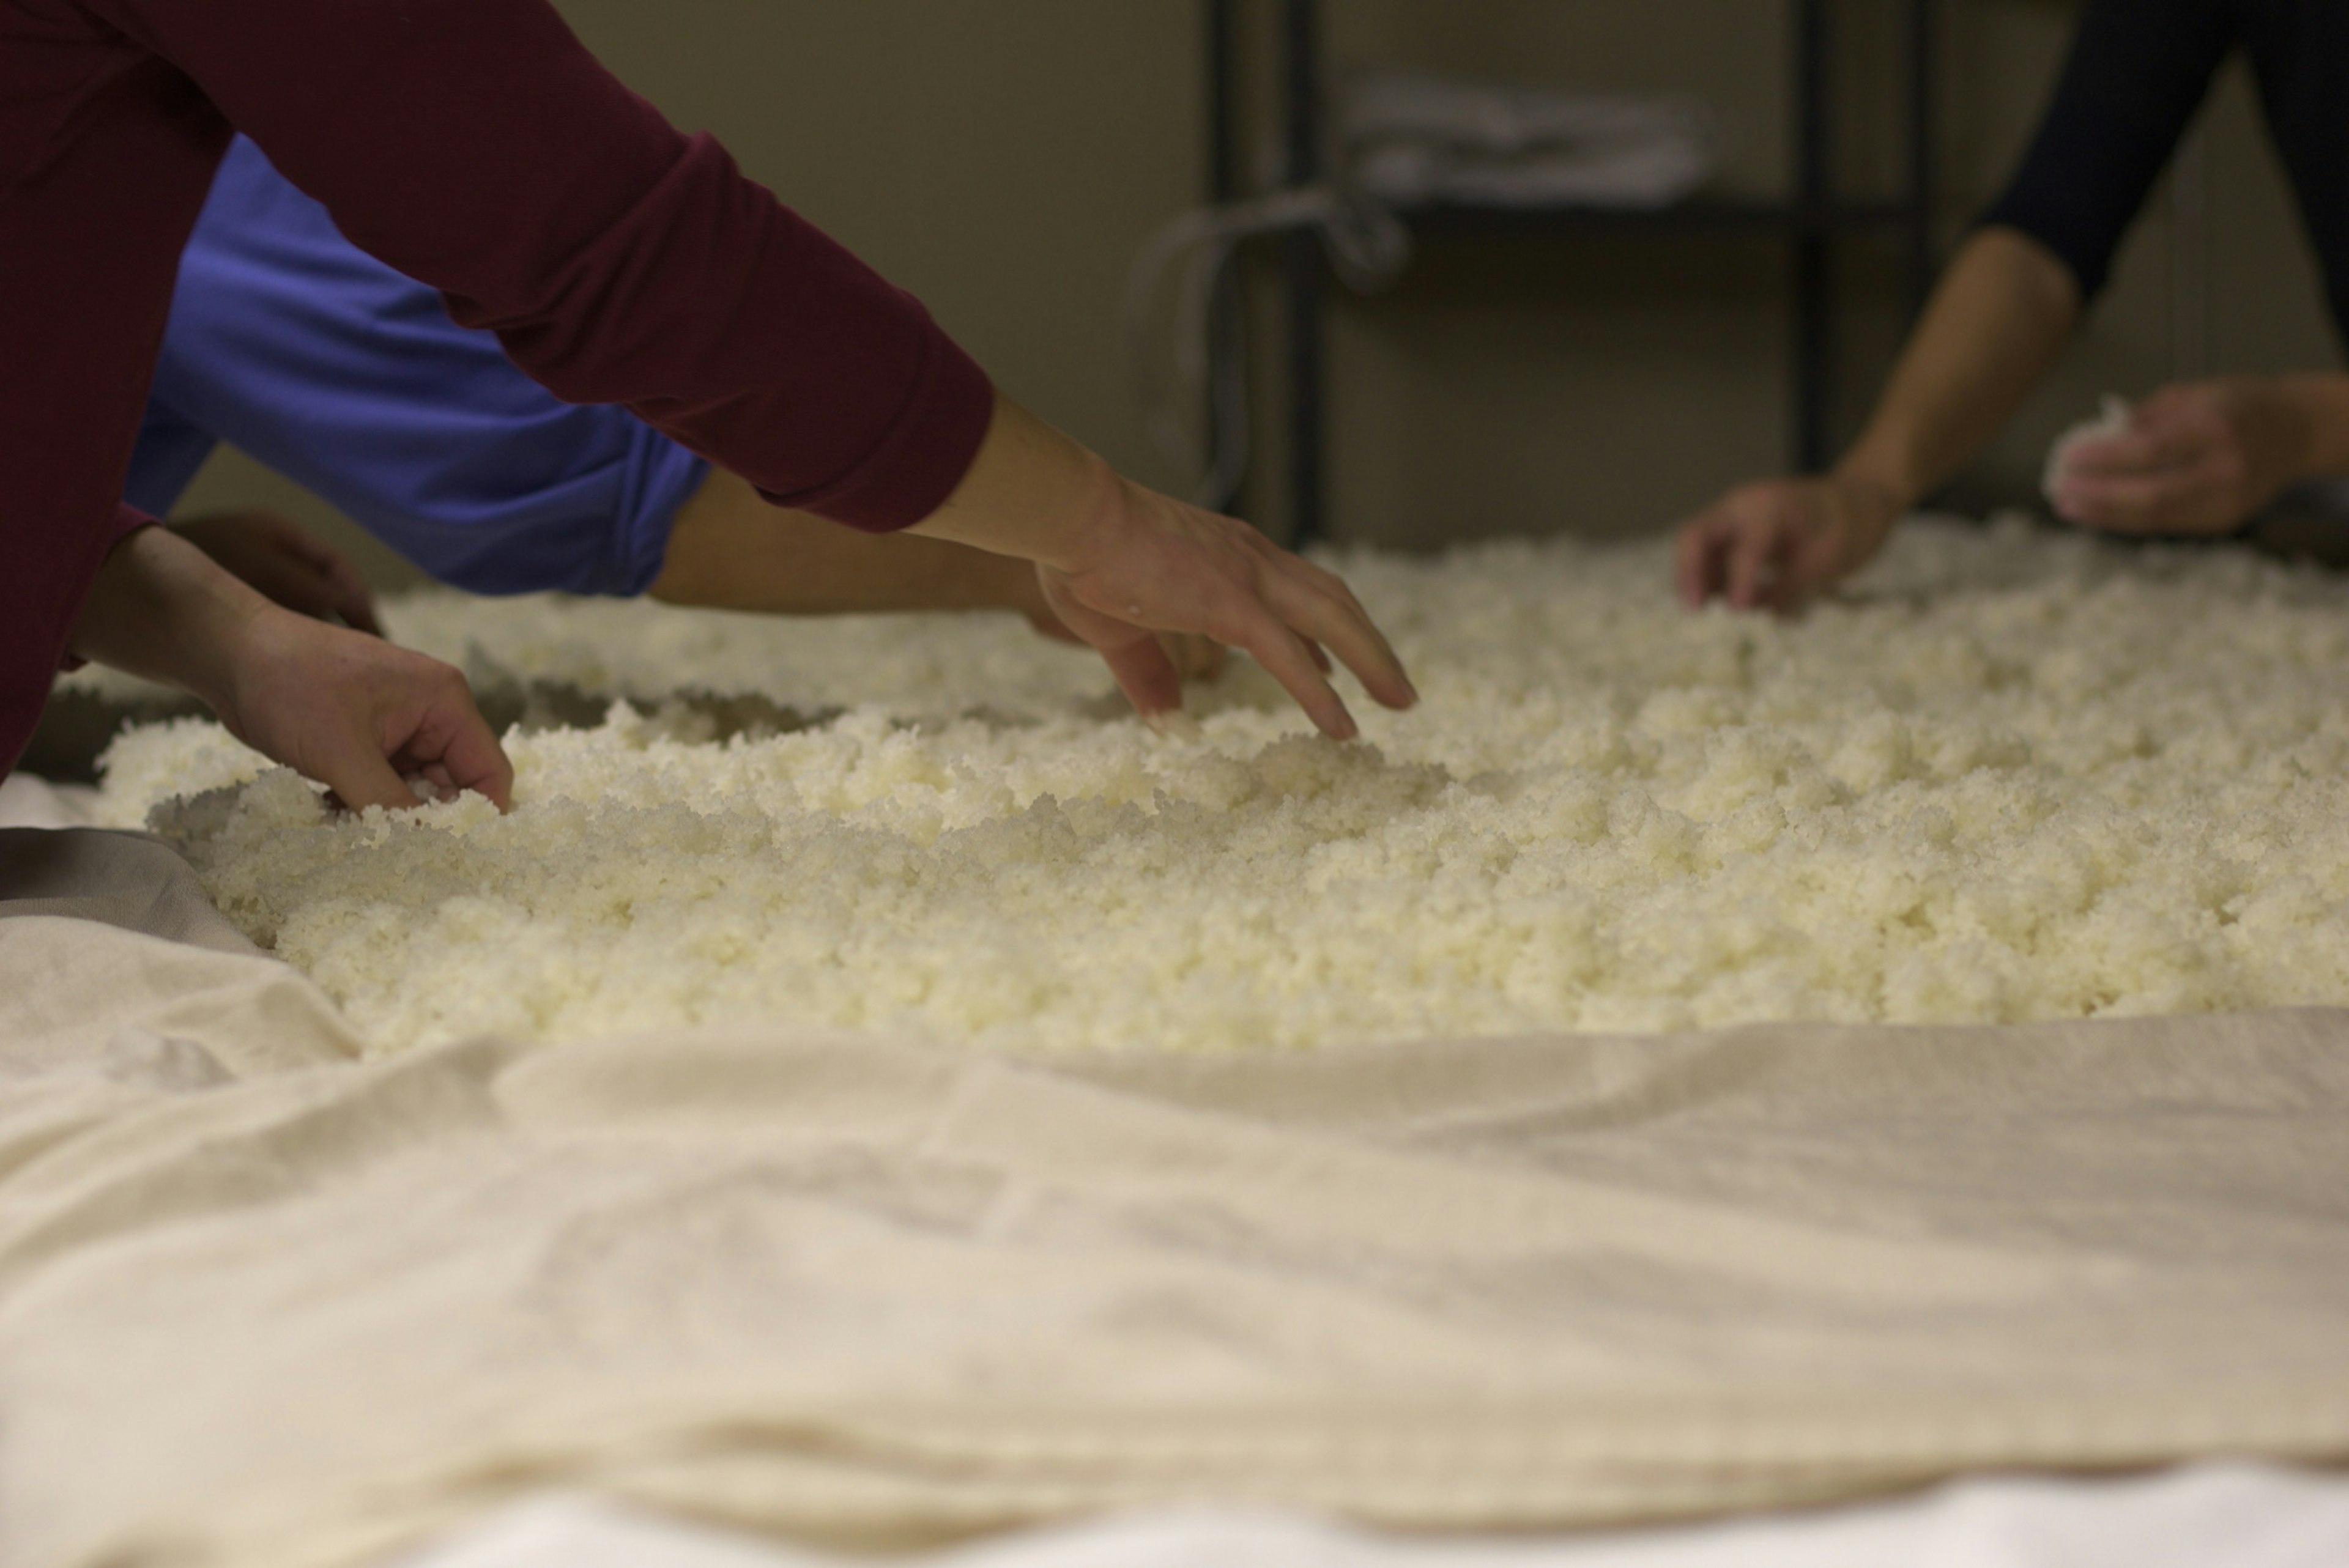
[98,516,2349,1055]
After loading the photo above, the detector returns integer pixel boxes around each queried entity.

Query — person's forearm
[1835,226,2082,510]
[651,470,1042,616]
[67,527,270,711]
[904,393,1115,571]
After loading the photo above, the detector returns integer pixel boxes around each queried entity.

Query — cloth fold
[0,828,257,954]
[1,912,2345,1568]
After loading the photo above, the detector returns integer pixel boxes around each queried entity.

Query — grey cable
[1124,185,1412,509]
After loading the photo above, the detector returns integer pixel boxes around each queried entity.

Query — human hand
[1036,470,1412,739]
[2047,378,2316,535]
[1674,472,1902,613]
[212,607,514,812]
[1017,594,1228,683]
[910,394,1412,738]
[174,511,382,634]
[72,528,510,812]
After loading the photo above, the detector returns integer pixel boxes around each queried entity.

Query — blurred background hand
[2047,377,2318,536]
[1674,471,1903,615]
[174,511,382,634]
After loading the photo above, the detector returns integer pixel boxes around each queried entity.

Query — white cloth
[3,904,2348,1568]
[0,772,101,830]
[1341,73,1715,209]
[398,1465,2349,1568]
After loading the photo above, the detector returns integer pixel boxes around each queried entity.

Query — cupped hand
[1675,472,1901,614]
[2049,378,2312,535]
[1043,470,1414,739]
[174,511,382,634]
[216,605,513,812]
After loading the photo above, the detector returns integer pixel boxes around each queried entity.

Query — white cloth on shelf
[1342,72,1715,209]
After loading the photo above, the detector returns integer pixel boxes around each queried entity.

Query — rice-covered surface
[89,515,2349,1056]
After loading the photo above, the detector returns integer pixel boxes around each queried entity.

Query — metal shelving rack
[1207,0,1939,544]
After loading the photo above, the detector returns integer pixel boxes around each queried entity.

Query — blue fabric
[124,136,709,597]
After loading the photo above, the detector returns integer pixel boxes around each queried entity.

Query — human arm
[69,527,510,811]
[1677,0,2230,612]
[653,469,1047,618]
[2048,375,2349,533]
[649,469,1227,681]
[99,1,1388,730]
[1677,227,2080,610]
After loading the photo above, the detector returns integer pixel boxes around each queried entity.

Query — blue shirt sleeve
[121,398,220,521]
[138,135,707,597]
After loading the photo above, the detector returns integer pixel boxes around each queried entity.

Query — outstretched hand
[1040,473,1411,738]
[910,394,1414,738]
[1674,472,1902,615]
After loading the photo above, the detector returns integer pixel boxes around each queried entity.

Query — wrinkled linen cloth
[0,773,101,832]
[395,1465,2349,1568]
[0,826,254,953]
[2,883,2347,1568]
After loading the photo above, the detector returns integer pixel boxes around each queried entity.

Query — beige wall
[171,0,2337,574]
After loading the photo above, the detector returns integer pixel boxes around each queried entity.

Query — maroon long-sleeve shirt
[0,0,995,780]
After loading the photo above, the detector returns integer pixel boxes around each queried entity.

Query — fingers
[2058,424,2205,479]
[1229,607,1357,740]
[397,673,516,810]
[1091,631,1187,722]
[1675,516,1729,608]
[312,738,423,815]
[1158,631,1228,681]
[1258,555,1416,712]
[1724,515,1792,612]
[1678,492,1800,613]
[1045,484,1409,738]
[314,668,510,815]
[2053,465,2236,534]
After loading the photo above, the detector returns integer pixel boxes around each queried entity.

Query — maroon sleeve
[82,0,994,532]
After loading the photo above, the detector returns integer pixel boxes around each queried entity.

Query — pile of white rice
[95,516,2349,1055]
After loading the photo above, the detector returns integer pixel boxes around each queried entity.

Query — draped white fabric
[396,1468,2349,1568]
[2,831,2345,1568]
